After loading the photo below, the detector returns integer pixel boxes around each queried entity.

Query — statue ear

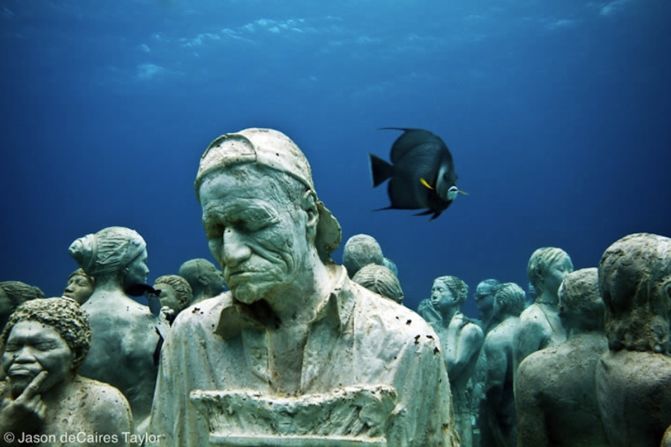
[301,190,319,229]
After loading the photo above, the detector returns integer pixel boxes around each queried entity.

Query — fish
[369,128,467,220]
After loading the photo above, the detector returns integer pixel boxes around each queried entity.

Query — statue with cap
[147,128,458,447]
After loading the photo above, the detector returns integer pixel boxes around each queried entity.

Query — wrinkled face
[156,284,181,312]
[475,286,495,319]
[199,167,311,304]
[430,280,457,311]
[63,274,94,304]
[123,249,149,287]
[542,255,574,296]
[2,321,73,397]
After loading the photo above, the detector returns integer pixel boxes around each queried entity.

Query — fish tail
[369,154,393,187]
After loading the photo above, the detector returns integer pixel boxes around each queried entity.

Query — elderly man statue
[147,128,458,447]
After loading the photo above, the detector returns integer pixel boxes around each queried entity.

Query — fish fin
[369,154,393,187]
[419,177,434,191]
[373,206,396,212]
[430,210,443,220]
[413,209,434,217]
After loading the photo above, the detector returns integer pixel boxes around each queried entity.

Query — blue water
[1,0,670,316]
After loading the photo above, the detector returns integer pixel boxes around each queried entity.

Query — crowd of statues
[0,127,670,447]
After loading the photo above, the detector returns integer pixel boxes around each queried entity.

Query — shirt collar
[215,265,355,340]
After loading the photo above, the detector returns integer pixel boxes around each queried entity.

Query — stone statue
[514,247,573,370]
[482,282,525,447]
[428,275,484,447]
[342,233,384,277]
[63,267,95,305]
[0,281,44,333]
[148,128,458,447]
[153,274,192,324]
[595,233,671,447]
[382,256,398,276]
[474,278,500,334]
[178,258,226,304]
[69,226,159,433]
[515,268,609,447]
[469,278,499,447]
[352,263,404,303]
[416,296,441,326]
[0,297,132,445]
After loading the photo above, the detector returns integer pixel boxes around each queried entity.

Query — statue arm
[89,384,134,446]
[483,337,506,401]
[445,323,484,382]
[513,319,546,369]
[514,359,549,447]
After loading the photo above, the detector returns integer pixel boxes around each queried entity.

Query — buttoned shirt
[148,265,458,447]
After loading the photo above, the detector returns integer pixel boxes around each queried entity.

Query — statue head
[342,234,384,277]
[68,226,149,288]
[492,282,526,318]
[382,257,398,276]
[558,268,604,333]
[63,268,95,305]
[430,275,469,313]
[154,275,193,313]
[194,128,341,304]
[352,264,404,304]
[474,278,500,321]
[0,281,45,329]
[599,233,671,353]
[178,258,226,299]
[527,247,574,300]
[1,297,91,397]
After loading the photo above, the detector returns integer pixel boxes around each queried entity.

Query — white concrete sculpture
[148,128,458,447]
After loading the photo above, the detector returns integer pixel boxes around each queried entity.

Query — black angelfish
[369,128,467,220]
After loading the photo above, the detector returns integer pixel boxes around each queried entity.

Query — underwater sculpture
[178,258,226,304]
[473,278,500,334]
[0,298,132,445]
[513,247,573,371]
[416,296,441,326]
[342,233,384,277]
[62,267,95,305]
[482,282,525,447]
[469,278,500,447]
[369,128,467,219]
[515,268,609,447]
[0,281,44,333]
[68,226,159,433]
[382,256,398,276]
[428,275,484,447]
[352,263,404,304]
[153,274,192,324]
[148,128,458,447]
[595,233,671,447]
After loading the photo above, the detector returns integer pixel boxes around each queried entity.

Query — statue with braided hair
[69,226,158,434]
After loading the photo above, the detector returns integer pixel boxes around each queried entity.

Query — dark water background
[1,0,670,317]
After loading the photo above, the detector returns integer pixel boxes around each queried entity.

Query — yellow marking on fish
[420,177,434,190]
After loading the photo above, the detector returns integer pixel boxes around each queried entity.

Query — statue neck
[535,290,559,306]
[265,253,333,325]
[440,306,459,326]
